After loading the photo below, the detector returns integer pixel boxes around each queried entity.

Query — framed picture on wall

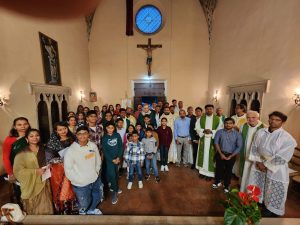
[89,92,97,102]
[39,32,62,85]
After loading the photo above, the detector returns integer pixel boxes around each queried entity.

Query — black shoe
[155,177,160,183]
[199,174,205,179]
[205,177,212,182]
[145,174,150,180]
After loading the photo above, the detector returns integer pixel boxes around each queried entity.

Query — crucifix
[137,38,162,76]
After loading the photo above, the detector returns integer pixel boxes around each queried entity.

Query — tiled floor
[1,165,300,217]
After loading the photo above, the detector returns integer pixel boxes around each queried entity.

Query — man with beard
[247,111,296,217]
[195,104,221,181]
[190,107,203,169]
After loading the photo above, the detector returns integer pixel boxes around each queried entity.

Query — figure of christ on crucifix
[137,38,162,76]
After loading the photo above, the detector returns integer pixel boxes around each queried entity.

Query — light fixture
[80,91,84,103]
[0,96,7,107]
[294,88,300,106]
[213,90,219,103]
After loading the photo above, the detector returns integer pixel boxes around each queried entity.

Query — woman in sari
[46,121,77,214]
[13,129,53,215]
[2,117,31,207]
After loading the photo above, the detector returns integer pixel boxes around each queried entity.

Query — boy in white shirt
[64,126,102,215]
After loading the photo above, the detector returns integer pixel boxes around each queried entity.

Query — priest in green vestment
[195,104,221,179]
[239,110,264,192]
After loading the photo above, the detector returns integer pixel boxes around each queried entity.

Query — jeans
[145,154,159,177]
[72,176,102,212]
[215,152,236,188]
[128,163,142,182]
[160,145,169,166]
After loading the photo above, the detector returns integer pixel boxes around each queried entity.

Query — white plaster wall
[208,0,300,143]
[89,0,209,109]
[0,9,91,174]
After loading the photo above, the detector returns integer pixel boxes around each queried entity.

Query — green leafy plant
[221,185,262,225]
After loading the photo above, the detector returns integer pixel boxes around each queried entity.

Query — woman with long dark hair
[46,121,77,214]
[13,129,53,215]
[2,117,31,207]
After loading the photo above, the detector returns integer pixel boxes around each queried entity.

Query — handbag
[0,203,26,223]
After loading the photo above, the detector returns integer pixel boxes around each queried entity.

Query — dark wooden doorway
[133,82,166,110]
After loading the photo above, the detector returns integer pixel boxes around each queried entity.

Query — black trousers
[215,152,235,188]
[160,145,169,166]
[192,142,198,168]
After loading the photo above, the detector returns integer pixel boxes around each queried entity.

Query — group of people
[2,99,297,217]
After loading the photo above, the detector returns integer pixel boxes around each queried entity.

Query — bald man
[239,111,265,192]
[137,103,157,128]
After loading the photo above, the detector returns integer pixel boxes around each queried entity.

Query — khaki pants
[176,137,191,165]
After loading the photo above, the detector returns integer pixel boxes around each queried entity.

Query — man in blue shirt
[213,117,243,193]
[174,110,191,167]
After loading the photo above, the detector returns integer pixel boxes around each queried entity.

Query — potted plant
[221,185,262,225]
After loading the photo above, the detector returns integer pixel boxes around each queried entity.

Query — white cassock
[248,128,297,216]
[239,121,263,192]
[160,113,177,163]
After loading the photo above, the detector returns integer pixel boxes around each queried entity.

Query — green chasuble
[239,123,264,177]
[196,115,220,176]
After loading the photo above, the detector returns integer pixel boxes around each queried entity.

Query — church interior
[1,0,300,224]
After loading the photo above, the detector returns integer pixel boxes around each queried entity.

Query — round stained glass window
[135,5,162,35]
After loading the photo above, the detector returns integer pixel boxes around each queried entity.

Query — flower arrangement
[221,185,262,225]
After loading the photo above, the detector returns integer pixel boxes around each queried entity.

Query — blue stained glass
[135,5,162,34]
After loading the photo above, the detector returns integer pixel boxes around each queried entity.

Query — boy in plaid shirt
[124,131,145,189]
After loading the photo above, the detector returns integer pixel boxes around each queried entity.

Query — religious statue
[137,38,162,76]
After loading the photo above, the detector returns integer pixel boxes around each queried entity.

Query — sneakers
[145,174,150,180]
[87,208,103,215]
[160,165,164,171]
[110,188,122,194]
[224,187,230,193]
[79,208,86,215]
[127,182,133,190]
[112,192,118,205]
[165,165,169,171]
[138,181,143,189]
[155,177,160,183]
[212,182,222,189]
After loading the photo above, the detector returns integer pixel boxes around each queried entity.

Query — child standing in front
[124,131,145,189]
[157,117,173,172]
[102,122,123,205]
[142,128,160,183]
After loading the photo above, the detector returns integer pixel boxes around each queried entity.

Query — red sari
[50,163,77,214]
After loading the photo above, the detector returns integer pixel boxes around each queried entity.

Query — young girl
[76,112,86,127]
[2,117,31,206]
[157,117,173,172]
[67,116,77,134]
[135,123,145,141]
[13,129,53,215]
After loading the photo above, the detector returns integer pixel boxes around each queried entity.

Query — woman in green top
[13,129,53,215]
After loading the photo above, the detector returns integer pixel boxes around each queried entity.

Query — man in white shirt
[64,126,102,215]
